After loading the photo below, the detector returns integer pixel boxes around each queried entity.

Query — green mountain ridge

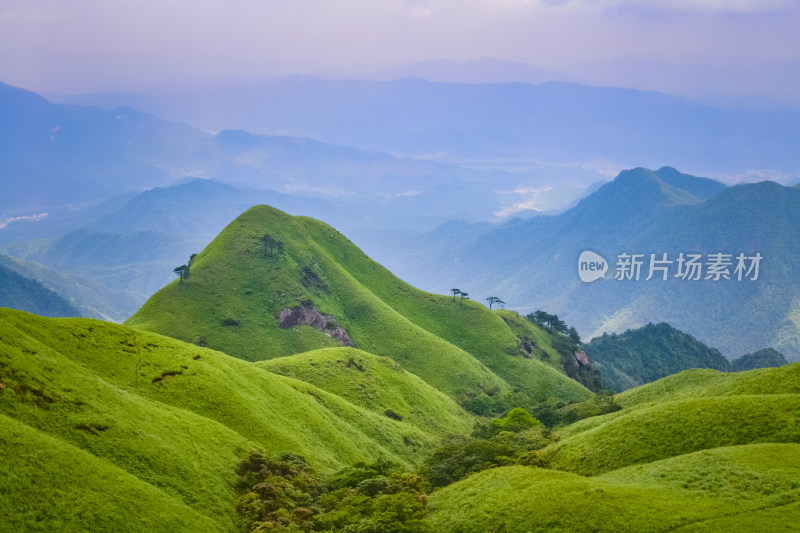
[584,322,731,392]
[732,348,789,372]
[127,204,592,414]
[428,444,800,532]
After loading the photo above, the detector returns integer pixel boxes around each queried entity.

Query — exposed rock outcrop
[574,350,593,369]
[278,305,354,347]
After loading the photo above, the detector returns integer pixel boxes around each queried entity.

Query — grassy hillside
[427,444,800,532]
[0,308,476,530]
[545,394,800,475]
[616,363,800,408]
[584,322,731,392]
[127,205,591,412]
[0,414,226,533]
[259,347,473,437]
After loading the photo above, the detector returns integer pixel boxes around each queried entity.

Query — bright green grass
[494,309,564,370]
[258,347,474,438]
[670,502,800,532]
[617,364,800,408]
[0,308,473,530]
[127,205,590,407]
[556,362,800,442]
[0,414,226,533]
[545,395,800,476]
[426,445,800,532]
[599,443,800,497]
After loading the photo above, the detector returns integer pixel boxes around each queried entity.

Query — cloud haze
[1,0,798,100]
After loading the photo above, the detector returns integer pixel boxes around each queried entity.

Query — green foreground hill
[428,363,800,531]
[5,316,800,531]
[127,205,592,413]
[428,444,800,532]
[0,308,473,531]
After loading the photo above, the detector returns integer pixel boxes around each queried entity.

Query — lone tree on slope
[173,264,189,284]
[486,296,505,310]
[459,291,469,304]
[450,288,462,301]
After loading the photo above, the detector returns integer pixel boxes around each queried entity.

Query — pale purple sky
[2,0,800,101]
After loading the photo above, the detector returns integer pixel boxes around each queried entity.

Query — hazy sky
[2,0,800,97]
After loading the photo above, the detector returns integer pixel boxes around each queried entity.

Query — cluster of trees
[449,288,469,303]
[235,407,555,532]
[526,310,581,344]
[235,452,430,533]
[448,289,505,310]
[173,253,198,284]
[260,234,285,258]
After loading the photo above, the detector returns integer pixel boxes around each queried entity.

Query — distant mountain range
[0,81,590,229]
[54,76,800,178]
[364,167,800,361]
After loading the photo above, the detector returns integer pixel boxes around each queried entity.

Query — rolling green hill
[545,394,800,476]
[5,305,800,531]
[0,308,475,531]
[583,322,732,392]
[427,444,800,532]
[259,347,473,437]
[542,363,800,475]
[615,364,800,408]
[127,205,592,413]
[427,363,800,531]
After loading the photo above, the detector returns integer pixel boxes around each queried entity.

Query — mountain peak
[127,204,592,414]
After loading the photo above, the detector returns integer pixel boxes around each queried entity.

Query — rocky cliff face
[279,305,354,347]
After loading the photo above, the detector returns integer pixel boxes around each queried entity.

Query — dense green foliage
[127,205,591,414]
[422,408,550,487]
[235,453,431,532]
[732,348,789,372]
[584,322,731,392]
